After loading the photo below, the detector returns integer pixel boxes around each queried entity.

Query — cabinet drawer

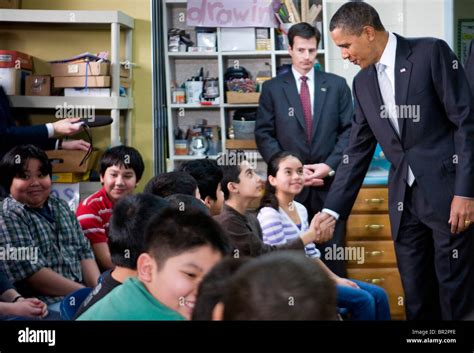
[346,214,391,240]
[351,188,389,212]
[346,240,396,266]
[346,267,405,318]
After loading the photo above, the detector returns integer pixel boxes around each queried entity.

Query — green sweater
[77,277,185,321]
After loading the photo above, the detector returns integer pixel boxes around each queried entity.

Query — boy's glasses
[79,124,93,167]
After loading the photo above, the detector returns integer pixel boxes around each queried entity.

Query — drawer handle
[364,198,385,204]
[365,250,384,256]
[364,224,385,230]
[364,278,385,284]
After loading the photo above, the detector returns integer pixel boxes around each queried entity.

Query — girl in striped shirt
[257,151,390,320]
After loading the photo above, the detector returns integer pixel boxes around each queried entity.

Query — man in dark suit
[255,22,353,277]
[319,2,474,320]
[465,39,474,93]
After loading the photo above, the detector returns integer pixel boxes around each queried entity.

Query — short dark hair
[288,22,321,48]
[144,208,232,269]
[219,150,248,200]
[192,257,251,320]
[109,193,169,269]
[329,1,385,35]
[143,171,197,198]
[165,193,210,214]
[178,159,223,201]
[100,145,145,182]
[0,145,52,192]
[221,251,338,320]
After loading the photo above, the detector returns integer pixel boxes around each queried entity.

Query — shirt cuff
[455,195,474,200]
[322,208,340,221]
[46,123,54,138]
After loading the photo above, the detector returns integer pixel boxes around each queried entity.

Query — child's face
[269,156,304,196]
[233,161,263,199]
[10,158,51,208]
[140,246,222,320]
[100,164,137,203]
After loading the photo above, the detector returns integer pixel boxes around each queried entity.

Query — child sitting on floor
[257,151,391,320]
[77,208,231,320]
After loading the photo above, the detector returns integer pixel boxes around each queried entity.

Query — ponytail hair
[259,151,304,211]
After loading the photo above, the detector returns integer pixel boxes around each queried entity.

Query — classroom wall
[5,0,154,190]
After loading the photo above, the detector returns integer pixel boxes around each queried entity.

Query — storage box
[25,75,51,96]
[51,62,109,77]
[46,149,99,173]
[221,28,256,51]
[120,65,130,78]
[54,76,110,88]
[226,91,260,104]
[0,68,30,95]
[64,88,111,97]
[0,50,33,70]
[0,0,20,9]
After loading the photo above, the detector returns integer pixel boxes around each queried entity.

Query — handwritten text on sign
[187,0,278,28]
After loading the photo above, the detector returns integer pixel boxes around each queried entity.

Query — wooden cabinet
[346,186,406,320]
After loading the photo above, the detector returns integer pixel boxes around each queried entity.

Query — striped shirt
[257,201,321,259]
[76,187,113,244]
[0,196,94,304]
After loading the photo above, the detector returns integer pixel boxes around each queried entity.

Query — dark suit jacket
[0,86,55,158]
[465,40,474,93]
[324,34,474,240]
[255,69,353,201]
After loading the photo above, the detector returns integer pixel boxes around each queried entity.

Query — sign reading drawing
[186,0,278,28]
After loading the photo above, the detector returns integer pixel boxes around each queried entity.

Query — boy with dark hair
[192,257,250,320]
[77,208,231,320]
[214,158,334,257]
[143,171,200,199]
[76,145,145,270]
[165,194,210,215]
[73,194,169,319]
[178,159,224,215]
[212,251,338,320]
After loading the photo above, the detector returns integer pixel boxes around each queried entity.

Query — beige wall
[4,0,154,190]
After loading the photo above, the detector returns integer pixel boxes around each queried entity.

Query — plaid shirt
[0,196,94,304]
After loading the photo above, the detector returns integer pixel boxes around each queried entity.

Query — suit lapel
[282,71,307,133]
[312,70,327,140]
[394,34,413,141]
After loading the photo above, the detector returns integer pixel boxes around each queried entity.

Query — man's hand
[303,163,331,187]
[52,118,84,137]
[310,212,336,243]
[449,196,474,234]
[62,139,91,152]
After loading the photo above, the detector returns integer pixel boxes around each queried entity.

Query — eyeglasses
[79,123,93,167]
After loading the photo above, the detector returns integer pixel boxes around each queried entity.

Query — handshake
[300,212,336,245]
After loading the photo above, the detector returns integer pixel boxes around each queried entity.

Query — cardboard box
[120,65,130,78]
[226,91,260,104]
[0,50,33,70]
[0,68,30,95]
[51,62,109,77]
[25,75,51,96]
[52,172,89,183]
[46,149,99,173]
[120,77,131,88]
[54,76,110,88]
[0,0,20,9]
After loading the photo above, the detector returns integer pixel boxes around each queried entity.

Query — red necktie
[300,76,313,143]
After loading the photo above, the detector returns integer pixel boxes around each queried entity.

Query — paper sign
[187,0,278,28]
